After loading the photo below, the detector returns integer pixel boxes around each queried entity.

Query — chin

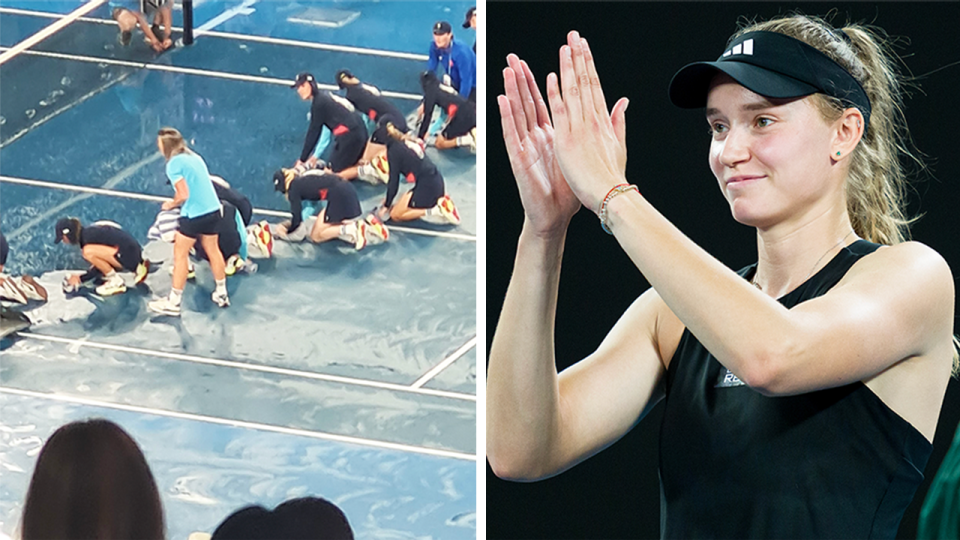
[728,201,770,229]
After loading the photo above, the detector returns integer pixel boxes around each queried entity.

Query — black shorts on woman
[178,208,222,238]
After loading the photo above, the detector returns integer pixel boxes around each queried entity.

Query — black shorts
[329,125,368,172]
[114,238,143,272]
[442,103,476,139]
[408,171,445,209]
[323,181,362,223]
[178,208,222,238]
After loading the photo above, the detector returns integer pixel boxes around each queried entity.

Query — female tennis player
[488,14,956,538]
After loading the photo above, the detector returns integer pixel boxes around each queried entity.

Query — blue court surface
[0,0,477,538]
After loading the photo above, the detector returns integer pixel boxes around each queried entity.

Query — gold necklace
[752,230,856,291]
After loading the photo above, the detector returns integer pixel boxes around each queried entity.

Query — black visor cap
[669,31,871,131]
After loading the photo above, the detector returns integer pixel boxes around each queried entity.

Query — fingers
[507,54,538,133]
[556,43,580,132]
[568,31,595,124]
[611,97,629,151]
[581,38,609,124]
[546,71,569,136]
[520,60,552,129]
[498,94,526,171]
[502,66,528,140]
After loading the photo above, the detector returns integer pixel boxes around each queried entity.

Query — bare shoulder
[851,242,955,440]
[844,240,953,298]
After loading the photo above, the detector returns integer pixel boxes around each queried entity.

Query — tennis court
[0,1,477,537]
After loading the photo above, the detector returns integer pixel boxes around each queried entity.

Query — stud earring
[836,151,841,157]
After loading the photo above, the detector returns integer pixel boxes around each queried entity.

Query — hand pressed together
[498,55,580,238]
[545,31,630,213]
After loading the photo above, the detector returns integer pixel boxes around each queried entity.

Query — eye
[756,117,774,128]
[708,122,728,136]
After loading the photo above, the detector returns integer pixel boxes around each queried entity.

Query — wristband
[598,183,639,235]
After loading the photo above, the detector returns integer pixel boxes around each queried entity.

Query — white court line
[411,336,477,389]
[287,13,359,29]
[0,386,475,461]
[0,7,429,61]
[0,72,128,148]
[0,47,423,101]
[0,176,477,242]
[194,0,256,33]
[0,0,106,66]
[5,154,163,241]
[16,332,475,402]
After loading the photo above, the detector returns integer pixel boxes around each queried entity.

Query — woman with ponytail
[149,127,229,316]
[372,116,461,225]
[489,12,957,538]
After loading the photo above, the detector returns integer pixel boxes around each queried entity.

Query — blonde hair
[157,127,191,160]
[734,15,957,376]
[734,14,920,246]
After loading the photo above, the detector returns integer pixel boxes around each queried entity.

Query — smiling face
[433,32,452,49]
[705,73,841,230]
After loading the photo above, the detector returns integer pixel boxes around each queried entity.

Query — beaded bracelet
[598,183,639,234]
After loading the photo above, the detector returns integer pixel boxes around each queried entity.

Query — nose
[717,125,751,169]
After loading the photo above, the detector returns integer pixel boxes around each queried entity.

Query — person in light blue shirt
[149,127,229,316]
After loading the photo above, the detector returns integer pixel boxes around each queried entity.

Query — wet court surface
[0,0,477,537]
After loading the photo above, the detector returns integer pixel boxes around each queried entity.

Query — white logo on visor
[721,38,753,57]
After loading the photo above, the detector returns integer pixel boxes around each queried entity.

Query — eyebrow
[705,99,777,119]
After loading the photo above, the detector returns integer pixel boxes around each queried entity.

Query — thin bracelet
[598,183,639,234]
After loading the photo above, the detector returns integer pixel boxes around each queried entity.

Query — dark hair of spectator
[212,496,354,540]
[21,418,165,540]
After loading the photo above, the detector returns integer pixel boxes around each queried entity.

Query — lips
[725,175,766,186]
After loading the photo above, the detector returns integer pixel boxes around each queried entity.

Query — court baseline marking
[412,336,477,389]
[0,47,422,101]
[4,155,164,242]
[0,175,477,242]
[0,0,106,66]
[0,7,430,61]
[0,386,476,461]
[14,331,476,401]
[194,0,256,33]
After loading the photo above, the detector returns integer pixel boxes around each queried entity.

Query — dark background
[486,2,960,539]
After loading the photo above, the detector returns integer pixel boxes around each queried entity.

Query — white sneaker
[436,195,461,225]
[254,221,274,258]
[95,275,126,296]
[356,163,381,185]
[148,296,181,316]
[364,214,390,244]
[354,221,367,251]
[0,276,27,304]
[212,290,230,308]
[225,254,245,276]
[19,275,48,302]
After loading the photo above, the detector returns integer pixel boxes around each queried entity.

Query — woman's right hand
[499,54,581,238]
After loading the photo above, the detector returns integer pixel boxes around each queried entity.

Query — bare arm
[162,178,189,210]
[545,32,954,413]
[488,54,666,481]
[132,11,162,50]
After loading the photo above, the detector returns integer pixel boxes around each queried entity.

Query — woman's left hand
[161,201,175,211]
[546,31,630,213]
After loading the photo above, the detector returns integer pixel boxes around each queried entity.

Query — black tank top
[659,240,932,539]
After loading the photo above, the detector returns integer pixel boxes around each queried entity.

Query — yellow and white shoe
[135,260,150,285]
[364,214,390,244]
[95,274,126,296]
[436,195,461,225]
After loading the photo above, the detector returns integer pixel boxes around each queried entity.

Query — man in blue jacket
[426,21,476,102]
